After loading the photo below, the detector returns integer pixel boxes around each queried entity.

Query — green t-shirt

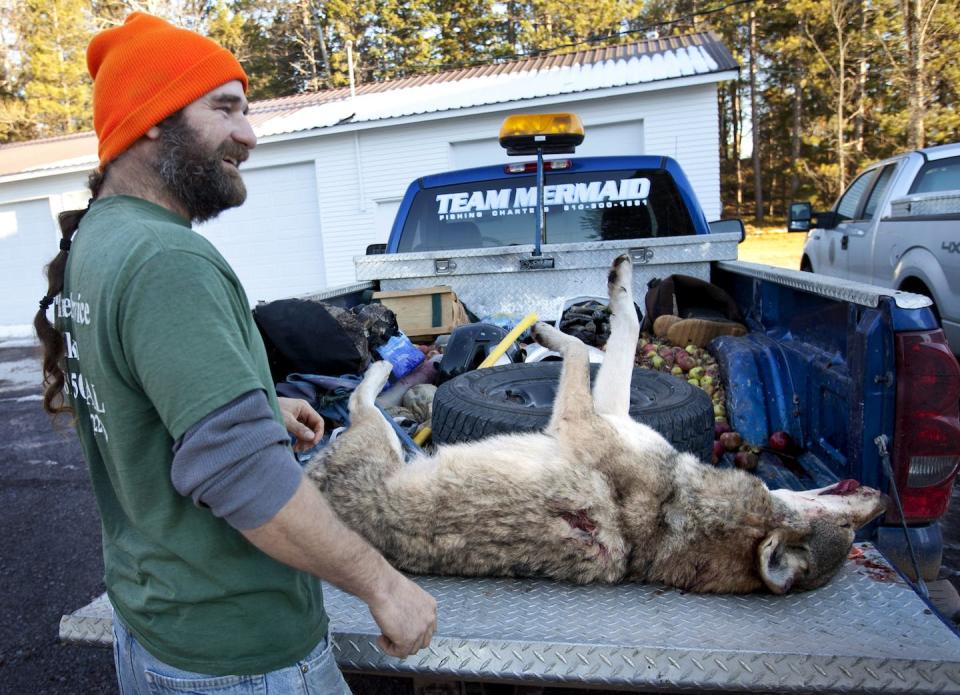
[60,195,327,674]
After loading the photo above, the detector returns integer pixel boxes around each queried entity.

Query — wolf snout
[822,480,889,516]
[850,486,890,527]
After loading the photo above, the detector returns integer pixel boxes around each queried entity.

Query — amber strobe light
[498,113,585,155]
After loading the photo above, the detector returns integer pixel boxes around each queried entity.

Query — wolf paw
[607,254,633,308]
[364,360,394,390]
[531,321,568,351]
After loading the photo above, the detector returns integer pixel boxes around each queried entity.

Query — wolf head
[646,463,889,595]
[758,481,889,593]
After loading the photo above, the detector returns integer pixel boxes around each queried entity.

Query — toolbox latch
[519,256,555,270]
[630,247,655,264]
[434,259,457,275]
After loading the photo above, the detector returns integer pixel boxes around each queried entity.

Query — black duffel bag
[253,299,371,382]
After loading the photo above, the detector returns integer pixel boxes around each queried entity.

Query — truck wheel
[431,362,714,463]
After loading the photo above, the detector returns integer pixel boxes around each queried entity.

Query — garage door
[450,120,644,170]
[0,199,57,328]
[199,162,325,305]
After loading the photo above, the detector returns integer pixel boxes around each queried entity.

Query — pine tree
[374,0,437,79]
[0,0,35,142]
[516,0,630,53]
[19,0,94,137]
[205,0,287,98]
[429,0,507,66]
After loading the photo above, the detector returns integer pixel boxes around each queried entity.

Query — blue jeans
[112,618,352,694]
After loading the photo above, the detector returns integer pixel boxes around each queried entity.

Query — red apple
[675,351,696,372]
[768,431,792,452]
[720,431,743,451]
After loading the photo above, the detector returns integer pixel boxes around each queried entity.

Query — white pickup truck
[791,143,960,353]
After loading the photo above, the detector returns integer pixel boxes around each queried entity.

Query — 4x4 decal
[943,241,960,254]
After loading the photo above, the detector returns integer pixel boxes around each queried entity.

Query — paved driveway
[0,345,115,692]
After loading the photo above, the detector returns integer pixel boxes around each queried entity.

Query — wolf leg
[306,360,403,488]
[536,258,657,504]
[592,254,639,416]
[531,321,597,433]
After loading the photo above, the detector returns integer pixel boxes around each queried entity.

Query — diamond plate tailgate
[61,544,960,693]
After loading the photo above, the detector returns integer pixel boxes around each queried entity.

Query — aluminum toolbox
[60,544,960,693]
[355,233,741,321]
[890,191,960,217]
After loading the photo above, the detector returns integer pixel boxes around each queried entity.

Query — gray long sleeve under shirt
[171,389,304,530]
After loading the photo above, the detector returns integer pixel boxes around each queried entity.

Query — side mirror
[708,218,746,243]
[788,202,812,232]
[366,243,387,255]
[813,211,839,230]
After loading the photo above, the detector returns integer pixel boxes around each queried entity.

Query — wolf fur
[308,255,888,594]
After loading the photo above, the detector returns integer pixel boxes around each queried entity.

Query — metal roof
[0,32,737,180]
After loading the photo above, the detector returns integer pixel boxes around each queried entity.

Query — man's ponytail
[35,168,106,416]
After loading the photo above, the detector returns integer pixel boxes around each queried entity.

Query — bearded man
[33,13,435,693]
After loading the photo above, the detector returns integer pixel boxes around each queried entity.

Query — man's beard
[154,115,249,223]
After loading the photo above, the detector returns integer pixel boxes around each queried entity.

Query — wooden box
[371,285,469,340]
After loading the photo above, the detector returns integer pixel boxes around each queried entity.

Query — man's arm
[242,477,437,658]
[172,391,435,656]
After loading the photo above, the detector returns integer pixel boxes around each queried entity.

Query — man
[32,12,436,692]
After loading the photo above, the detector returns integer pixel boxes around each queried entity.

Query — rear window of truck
[910,155,960,194]
[396,168,697,252]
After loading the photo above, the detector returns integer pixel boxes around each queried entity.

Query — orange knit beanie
[87,12,249,167]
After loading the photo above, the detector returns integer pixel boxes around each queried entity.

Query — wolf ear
[758,529,807,594]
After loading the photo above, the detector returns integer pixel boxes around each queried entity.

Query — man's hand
[277,397,324,453]
[369,571,438,658]
[242,479,438,659]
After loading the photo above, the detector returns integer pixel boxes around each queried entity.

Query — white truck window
[911,156,960,194]
[836,169,877,221]
[863,164,897,219]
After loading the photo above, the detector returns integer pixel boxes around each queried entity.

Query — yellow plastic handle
[477,312,539,369]
[413,426,432,446]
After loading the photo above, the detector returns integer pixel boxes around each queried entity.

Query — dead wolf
[308,255,888,594]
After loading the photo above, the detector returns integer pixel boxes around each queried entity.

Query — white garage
[0,32,738,332]
[199,162,327,303]
[0,199,58,326]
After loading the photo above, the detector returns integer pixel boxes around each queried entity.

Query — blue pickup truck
[63,116,960,693]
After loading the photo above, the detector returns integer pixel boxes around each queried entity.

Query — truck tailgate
[61,544,960,693]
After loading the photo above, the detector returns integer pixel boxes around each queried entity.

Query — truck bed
[60,544,960,693]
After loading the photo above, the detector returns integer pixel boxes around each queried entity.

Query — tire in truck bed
[432,362,714,463]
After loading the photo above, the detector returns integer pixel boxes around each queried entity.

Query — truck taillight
[888,330,960,523]
[504,159,572,174]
